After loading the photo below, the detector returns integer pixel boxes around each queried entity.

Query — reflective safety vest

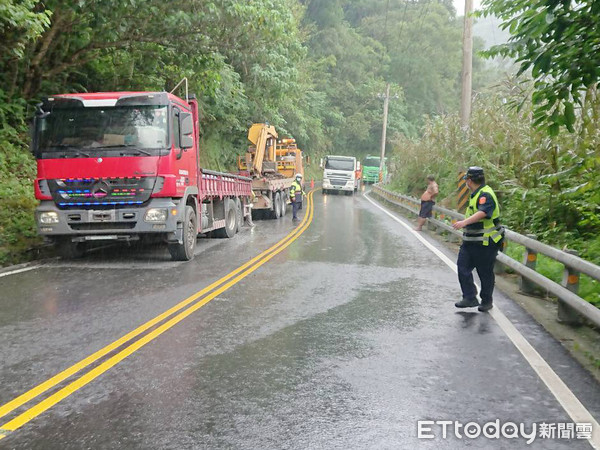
[463,185,503,246]
[290,180,303,200]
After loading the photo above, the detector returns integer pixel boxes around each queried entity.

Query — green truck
[362,156,387,183]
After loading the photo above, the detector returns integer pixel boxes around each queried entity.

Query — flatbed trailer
[248,175,295,220]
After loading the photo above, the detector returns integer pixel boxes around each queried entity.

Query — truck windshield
[325,158,355,171]
[35,105,169,157]
[364,157,380,167]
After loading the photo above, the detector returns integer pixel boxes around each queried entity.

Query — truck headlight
[144,208,167,222]
[39,211,59,224]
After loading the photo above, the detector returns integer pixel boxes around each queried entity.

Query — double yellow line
[0,190,316,440]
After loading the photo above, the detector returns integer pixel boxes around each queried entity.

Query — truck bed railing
[370,184,600,329]
[200,170,252,199]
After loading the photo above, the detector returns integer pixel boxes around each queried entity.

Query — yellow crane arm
[247,123,278,175]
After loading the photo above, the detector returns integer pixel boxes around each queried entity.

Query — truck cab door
[171,107,196,196]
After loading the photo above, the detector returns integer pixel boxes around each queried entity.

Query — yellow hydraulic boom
[245,123,278,176]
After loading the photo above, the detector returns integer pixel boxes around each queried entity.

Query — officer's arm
[477,194,495,218]
[452,211,486,229]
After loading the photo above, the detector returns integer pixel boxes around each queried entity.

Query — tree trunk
[23,10,67,99]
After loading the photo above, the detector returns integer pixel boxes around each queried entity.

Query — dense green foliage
[478,0,600,136]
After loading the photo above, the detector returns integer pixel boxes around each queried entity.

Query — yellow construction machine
[238,123,304,219]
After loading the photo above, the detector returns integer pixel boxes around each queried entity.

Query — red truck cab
[32,91,251,260]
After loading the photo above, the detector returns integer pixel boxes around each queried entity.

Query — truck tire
[322,189,327,195]
[235,197,243,232]
[56,238,86,259]
[273,191,282,219]
[168,205,197,261]
[213,198,237,238]
[280,192,287,217]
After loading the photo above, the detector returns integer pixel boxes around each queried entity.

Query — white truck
[321,155,361,195]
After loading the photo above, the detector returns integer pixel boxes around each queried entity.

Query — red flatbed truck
[32,90,252,261]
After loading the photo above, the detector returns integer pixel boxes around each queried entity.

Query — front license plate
[85,235,118,241]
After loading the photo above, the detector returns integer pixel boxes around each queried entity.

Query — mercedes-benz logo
[92,181,110,199]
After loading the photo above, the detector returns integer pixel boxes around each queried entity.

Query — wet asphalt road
[0,190,599,449]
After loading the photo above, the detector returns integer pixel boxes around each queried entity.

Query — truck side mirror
[319,158,323,169]
[30,104,49,157]
[30,117,39,156]
[180,112,194,149]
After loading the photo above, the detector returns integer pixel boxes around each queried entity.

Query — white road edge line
[0,266,40,279]
[363,192,600,449]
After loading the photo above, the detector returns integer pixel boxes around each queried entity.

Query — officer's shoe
[455,297,480,308]
[478,302,493,312]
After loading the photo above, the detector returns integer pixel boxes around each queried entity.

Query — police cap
[463,166,484,180]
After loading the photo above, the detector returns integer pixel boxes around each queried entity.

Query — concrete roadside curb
[0,257,59,278]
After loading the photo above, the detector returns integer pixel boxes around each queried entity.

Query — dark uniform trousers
[292,193,302,219]
[457,241,500,303]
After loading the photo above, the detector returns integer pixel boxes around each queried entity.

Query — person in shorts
[415,175,438,231]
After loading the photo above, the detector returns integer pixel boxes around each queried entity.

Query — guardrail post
[494,239,507,274]
[427,213,436,232]
[434,213,444,235]
[519,234,538,294]
[558,249,583,326]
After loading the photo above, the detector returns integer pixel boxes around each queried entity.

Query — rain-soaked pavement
[0,189,599,449]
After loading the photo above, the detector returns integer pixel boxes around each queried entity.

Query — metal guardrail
[370,184,600,329]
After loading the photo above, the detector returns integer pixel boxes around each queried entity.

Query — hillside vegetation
[1,0,598,289]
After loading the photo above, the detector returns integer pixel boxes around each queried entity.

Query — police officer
[290,173,305,221]
[452,167,504,312]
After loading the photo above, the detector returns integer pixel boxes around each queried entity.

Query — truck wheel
[213,199,237,238]
[235,198,243,232]
[274,192,282,219]
[280,193,287,217]
[322,189,327,195]
[168,205,197,261]
[56,238,86,259]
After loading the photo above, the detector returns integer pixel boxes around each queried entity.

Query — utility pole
[379,83,390,182]
[460,0,474,129]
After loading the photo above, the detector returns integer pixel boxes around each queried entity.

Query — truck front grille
[49,177,156,209]
[69,222,136,231]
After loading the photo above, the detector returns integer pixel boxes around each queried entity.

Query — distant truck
[31,89,252,261]
[362,155,387,183]
[321,155,361,195]
[237,124,304,219]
